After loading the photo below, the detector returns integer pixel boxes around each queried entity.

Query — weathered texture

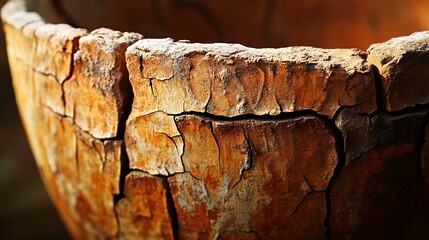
[30,23,84,116]
[332,109,428,239]
[368,31,429,111]
[115,171,175,239]
[125,38,376,176]
[126,38,377,118]
[336,108,428,165]
[167,115,337,239]
[2,1,86,116]
[64,28,143,139]
[34,72,65,115]
[36,108,125,239]
[33,23,85,83]
[4,0,429,239]
[2,0,44,66]
[11,96,125,239]
[1,1,86,143]
[125,111,184,175]
[2,2,129,239]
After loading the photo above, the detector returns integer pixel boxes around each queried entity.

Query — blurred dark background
[36,0,429,50]
[0,0,70,239]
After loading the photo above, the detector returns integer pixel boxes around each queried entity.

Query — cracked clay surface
[3,1,429,239]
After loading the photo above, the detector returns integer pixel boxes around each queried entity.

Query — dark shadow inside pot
[27,0,429,50]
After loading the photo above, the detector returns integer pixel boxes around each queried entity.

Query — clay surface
[2,1,429,239]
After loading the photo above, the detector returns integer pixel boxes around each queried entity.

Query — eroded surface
[64,28,142,139]
[368,31,429,111]
[127,38,377,118]
[167,115,337,239]
[115,171,175,239]
[3,1,429,239]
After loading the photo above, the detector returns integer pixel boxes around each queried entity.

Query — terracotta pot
[2,0,429,239]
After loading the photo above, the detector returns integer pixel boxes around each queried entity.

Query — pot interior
[27,0,429,50]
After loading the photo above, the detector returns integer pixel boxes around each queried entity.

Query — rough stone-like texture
[4,0,429,239]
[64,28,143,139]
[167,115,337,239]
[36,108,125,239]
[125,111,184,175]
[125,38,375,177]
[33,23,85,83]
[368,31,429,111]
[2,2,130,239]
[126,38,376,118]
[115,171,175,239]
[2,0,44,66]
[2,1,86,117]
[332,109,428,239]
[1,1,86,145]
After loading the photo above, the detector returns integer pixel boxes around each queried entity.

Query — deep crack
[164,177,180,240]
[168,109,326,123]
[371,65,387,112]
[322,115,346,240]
[113,141,130,205]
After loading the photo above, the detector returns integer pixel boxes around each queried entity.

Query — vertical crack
[115,43,137,139]
[112,147,129,238]
[164,177,179,240]
[112,134,131,239]
[61,35,82,117]
[148,78,155,97]
[232,126,255,189]
[173,116,186,172]
[204,80,212,113]
[323,118,346,240]
[302,171,315,192]
[109,37,140,237]
[209,121,221,168]
[371,65,387,112]
[113,143,130,205]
